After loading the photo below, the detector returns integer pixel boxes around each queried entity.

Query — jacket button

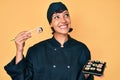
[67,65,70,69]
[53,65,56,68]
[54,48,57,51]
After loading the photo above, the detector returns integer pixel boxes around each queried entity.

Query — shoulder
[70,37,88,49]
[29,38,51,50]
[71,38,91,57]
[26,38,51,57]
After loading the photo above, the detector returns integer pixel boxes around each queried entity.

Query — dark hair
[47,2,73,34]
[47,2,68,24]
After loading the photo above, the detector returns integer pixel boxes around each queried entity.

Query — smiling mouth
[59,25,68,29]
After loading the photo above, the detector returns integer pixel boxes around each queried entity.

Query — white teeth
[60,26,67,29]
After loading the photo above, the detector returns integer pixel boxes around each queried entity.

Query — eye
[53,15,60,19]
[64,13,69,18]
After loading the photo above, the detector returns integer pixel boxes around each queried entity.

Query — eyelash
[65,14,69,17]
[53,13,69,19]
[54,16,59,19]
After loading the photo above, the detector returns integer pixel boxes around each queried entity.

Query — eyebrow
[53,11,69,16]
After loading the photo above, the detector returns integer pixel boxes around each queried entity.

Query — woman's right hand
[14,31,31,64]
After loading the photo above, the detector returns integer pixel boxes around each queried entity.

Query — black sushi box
[82,60,106,76]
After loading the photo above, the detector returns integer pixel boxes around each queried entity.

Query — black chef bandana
[47,2,68,24]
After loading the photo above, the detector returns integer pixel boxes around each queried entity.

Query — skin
[14,31,31,64]
[50,10,71,47]
[14,10,89,79]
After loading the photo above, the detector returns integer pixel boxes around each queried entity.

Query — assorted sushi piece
[82,60,106,76]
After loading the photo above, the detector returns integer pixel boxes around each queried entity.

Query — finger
[15,31,31,41]
[15,34,31,46]
[15,35,31,43]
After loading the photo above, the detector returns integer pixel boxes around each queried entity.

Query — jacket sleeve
[78,44,94,80]
[4,56,33,80]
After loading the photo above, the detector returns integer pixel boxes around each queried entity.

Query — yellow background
[0,0,120,80]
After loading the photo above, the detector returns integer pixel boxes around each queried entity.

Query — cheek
[67,20,71,26]
[51,21,59,27]
[66,18,71,24]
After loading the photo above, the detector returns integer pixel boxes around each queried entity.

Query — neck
[53,33,68,47]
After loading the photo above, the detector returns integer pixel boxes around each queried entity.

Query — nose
[60,17,67,23]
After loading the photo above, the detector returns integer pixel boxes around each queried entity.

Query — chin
[61,31,69,35]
